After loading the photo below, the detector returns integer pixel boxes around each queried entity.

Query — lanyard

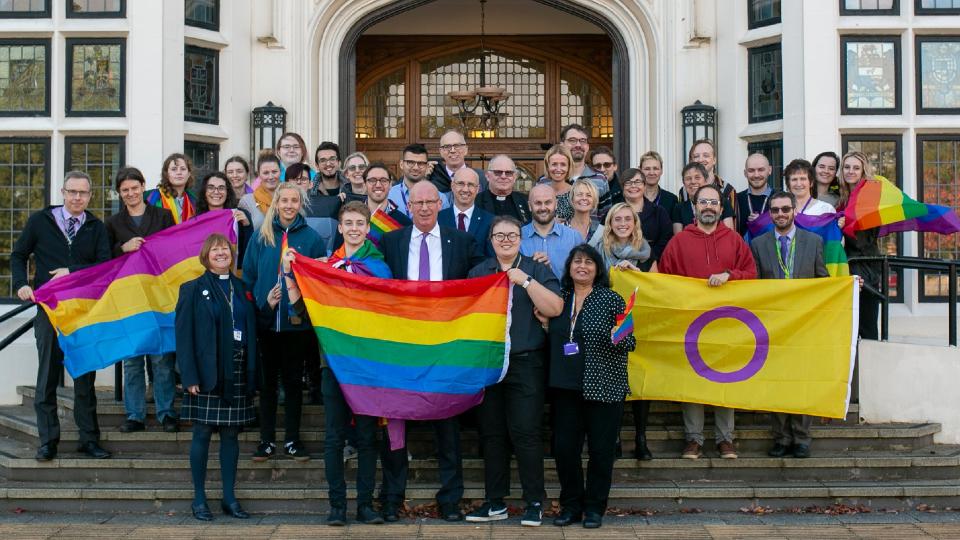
[775,235,797,279]
[400,185,410,217]
[215,277,236,330]
[799,196,812,214]
[568,293,578,342]
[747,193,768,215]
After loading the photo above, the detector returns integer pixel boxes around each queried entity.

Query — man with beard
[658,184,756,461]
[476,155,530,224]
[313,142,346,195]
[519,184,581,280]
[590,146,622,207]
[389,143,450,219]
[735,153,773,237]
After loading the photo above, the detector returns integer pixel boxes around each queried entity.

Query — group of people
[9,124,883,528]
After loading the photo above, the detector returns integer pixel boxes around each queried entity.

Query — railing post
[949,262,957,347]
[880,257,890,341]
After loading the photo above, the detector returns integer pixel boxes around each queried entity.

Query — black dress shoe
[191,502,213,521]
[161,416,180,433]
[767,443,790,457]
[440,503,463,522]
[326,505,346,526]
[635,437,654,461]
[221,501,250,519]
[77,441,111,459]
[35,443,57,461]
[792,443,811,458]
[583,511,603,528]
[118,419,145,433]
[382,502,400,522]
[357,504,384,524]
[553,510,582,526]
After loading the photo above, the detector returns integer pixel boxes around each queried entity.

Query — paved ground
[1,511,960,539]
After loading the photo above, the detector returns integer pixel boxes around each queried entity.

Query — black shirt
[468,254,560,354]
[637,201,673,268]
[646,187,680,220]
[735,190,772,237]
[11,206,111,290]
[476,190,531,224]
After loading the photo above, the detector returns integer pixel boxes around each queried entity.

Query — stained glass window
[0,139,49,298]
[842,37,900,114]
[748,43,783,123]
[560,69,613,140]
[748,0,781,28]
[419,48,546,139]
[185,0,218,30]
[357,68,405,139]
[0,40,49,116]
[66,39,124,116]
[747,139,783,190]
[917,136,960,300]
[0,0,49,17]
[184,46,218,124]
[65,137,123,220]
[841,0,898,13]
[916,0,960,14]
[67,0,124,17]
[917,37,960,113]
[184,140,219,181]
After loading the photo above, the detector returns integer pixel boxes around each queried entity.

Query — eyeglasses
[291,177,312,185]
[439,143,466,152]
[622,179,643,187]
[696,198,721,207]
[488,169,515,177]
[402,159,429,168]
[769,206,795,214]
[316,157,339,165]
[63,189,91,198]
[593,161,615,169]
[491,232,521,242]
[345,164,367,172]
[205,184,227,193]
[278,144,300,151]
[452,181,478,190]
[365,177,391,185]
[564,137,588,145]
[409,199,440,208]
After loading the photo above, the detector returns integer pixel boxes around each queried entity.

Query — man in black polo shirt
[12,171,112,461]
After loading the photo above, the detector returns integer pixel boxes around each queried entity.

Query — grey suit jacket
[750,228,830,279]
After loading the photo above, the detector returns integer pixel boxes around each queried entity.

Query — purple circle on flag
[684,306,769,383]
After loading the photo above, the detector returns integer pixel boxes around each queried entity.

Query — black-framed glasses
[593,161,615,169]
[402,159,429,168]
[769,206,794,214]
[205,184,228,192]
[488,169,515,177]
[564,137,588,145]
[491,232,521,242]
[365,177,391,185]
[316,157,339,165]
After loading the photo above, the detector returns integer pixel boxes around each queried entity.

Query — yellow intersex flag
[610,271,859,419]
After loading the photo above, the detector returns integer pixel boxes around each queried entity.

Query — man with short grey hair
[428,129,488,193]
[12,171,112,461]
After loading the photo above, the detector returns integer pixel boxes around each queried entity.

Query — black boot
[635,435,653,461]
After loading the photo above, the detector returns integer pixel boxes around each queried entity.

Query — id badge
[233,329,243,342]
[563,341,580,356]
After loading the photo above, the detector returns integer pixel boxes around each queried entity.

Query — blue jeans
[123,354,176,422]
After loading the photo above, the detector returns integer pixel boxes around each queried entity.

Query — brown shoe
[680,441,702,459]
[717,441,738,459]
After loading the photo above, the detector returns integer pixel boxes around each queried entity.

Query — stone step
[2,479,959,513]
[0,405,936,455]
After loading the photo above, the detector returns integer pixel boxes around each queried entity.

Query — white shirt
[407,222,443,281]
[797,197,836,216]
[454,204,475,232]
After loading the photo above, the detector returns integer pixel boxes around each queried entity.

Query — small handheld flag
[278,230,289,273]
[612,287,636,345]
[368,208,402,246]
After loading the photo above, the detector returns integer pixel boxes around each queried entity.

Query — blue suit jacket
[439,206,495,257]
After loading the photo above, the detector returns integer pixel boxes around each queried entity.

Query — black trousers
[631,400,651,442]
[380,417,463,506]
[859,288,880,340]
[475,351,546,504]
[258,329,313,443]
[34,309,99,447]
[322,368,378,508]
[553,389,623,516]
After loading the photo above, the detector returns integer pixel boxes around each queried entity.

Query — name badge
[563,341,580,356]
[233,329,243,342]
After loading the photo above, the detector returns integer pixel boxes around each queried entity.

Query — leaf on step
[12,507,25,514]
[679,507,703,514]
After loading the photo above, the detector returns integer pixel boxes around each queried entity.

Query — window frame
[0,0,50,18]
[915,35,960,115]
[65,0,125,18]
[747,42,784,124]
[0,38,51,118]
[915,134,960,303]
[183,139,220,181]
[184,45,219,125]
[0,137,51,303]
[840,0,900,15]
[64,37,126,118]
[746,138,783,191]
[63,135,125,219]
[841,133,905,304]
[747,0,781,30]
[840,35,902,116]
[184,0,220,31]
[914,0,960,15]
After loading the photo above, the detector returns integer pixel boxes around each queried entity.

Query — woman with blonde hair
[540,145,575,222]
[569,179,600,241]
[341,151,370,197]
[588,202,650,272]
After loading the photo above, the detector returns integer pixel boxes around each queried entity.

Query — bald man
[519,184,582,279]
[476,154,531,224]
[378,180,485,522]
[736,153,774,236]
[428,130,489,193]
[439,168,495,257]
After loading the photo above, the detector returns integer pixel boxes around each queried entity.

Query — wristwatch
[522,277,532,289]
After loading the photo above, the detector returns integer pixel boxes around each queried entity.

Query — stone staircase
[0,386,958,514]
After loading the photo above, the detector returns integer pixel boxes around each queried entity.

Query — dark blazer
[428,163,488,193]
[380,224,484,280]
[175,272,258,402]
[11,207,111,291]
[106,205,176,258]
[439,206,495,257]
[751,228,830,279]
[475,190,531,224]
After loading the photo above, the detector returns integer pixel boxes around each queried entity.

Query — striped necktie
[66,217,78,243]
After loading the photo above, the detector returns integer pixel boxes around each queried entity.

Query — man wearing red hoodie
[658,184,757,460]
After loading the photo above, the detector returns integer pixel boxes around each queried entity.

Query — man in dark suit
[439,168,494,257]
[476,154,531,224]
[427,130,488,193]
[379,180,484,522]
[750,190,829,459]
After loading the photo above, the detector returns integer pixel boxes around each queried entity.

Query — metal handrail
[847,255,958,346]
[0,302,34,326]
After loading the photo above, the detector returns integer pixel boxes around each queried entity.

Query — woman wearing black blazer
[175,233,258,521]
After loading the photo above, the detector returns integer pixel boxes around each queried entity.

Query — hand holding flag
[612,287,636,345]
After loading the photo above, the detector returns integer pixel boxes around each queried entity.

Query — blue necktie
[779,235,791,278]
[66,217,78,243]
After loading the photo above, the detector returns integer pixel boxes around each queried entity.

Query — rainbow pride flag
[34,210,236,377]
[843,176,960,237]
[367,207,402,246]
[293,254,511,449]
[612,287,636,345]
[746,213,850,277]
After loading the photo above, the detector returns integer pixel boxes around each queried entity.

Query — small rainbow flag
[293,254,511,449]
[34,210,236,377]
[612,287,636,345]
[843,176,960,237]
[368,207,403,246]
[279,230,289,272]
[747,213,850,277]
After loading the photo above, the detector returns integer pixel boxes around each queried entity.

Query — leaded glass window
[747,139,783,190]
[841,0,898,14]
[0,40,49,116]
[841,36,901,114]
[357,68,405,139]
[67,0,124,17]
[916,0,960,14]
[560,69,613,140]
[917,37,960,113]
[66,39,124,116]
[748,0,781,29]
[184,46,218,124]
[748,43,783,123]
[917,136,960,300]
[419,48,546,139]
[0,0,49,17]
[185,140,219,182]
[65,137,123,220]
[185,0,218,30]
[0,139,49,298]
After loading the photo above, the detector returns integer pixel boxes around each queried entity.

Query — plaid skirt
[180,346,255,426]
